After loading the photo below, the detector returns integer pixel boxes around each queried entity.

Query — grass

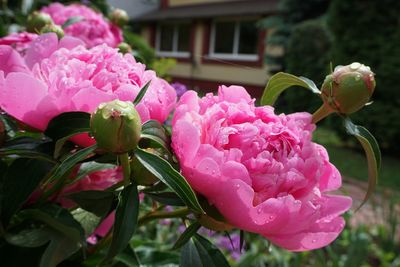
[313,128,400,191]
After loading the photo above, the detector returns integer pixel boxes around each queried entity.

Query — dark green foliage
[276,19,332,114]
[328,0,400,152]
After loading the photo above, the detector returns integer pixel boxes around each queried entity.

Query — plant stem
[138,208,191,227]
[119,153,131,186]
[312,104,334,124]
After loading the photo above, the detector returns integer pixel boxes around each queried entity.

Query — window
[210,20,259,61]
[156,22,191,57]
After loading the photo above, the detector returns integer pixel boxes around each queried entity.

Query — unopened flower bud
[27,11,53,33]
[117,42,132,54]
[131,148,160,185]
[110,9,129,27]
[41,24,64,39]
[321,62,376,114]
[91,100,142,154]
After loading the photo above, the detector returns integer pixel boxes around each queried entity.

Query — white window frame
[155,22,190,58]
[209,20,259,61]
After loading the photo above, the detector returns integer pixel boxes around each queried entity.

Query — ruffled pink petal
[25,33,59,69]
[58,36,85,50]
[0,72,47,130]
[218,85,252,103]
[171,120,200,165]
[71,87,115,112]
[0,45,30,75]
[267,217,346,251]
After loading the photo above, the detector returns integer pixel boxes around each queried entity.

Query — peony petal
[267,217,346,251]
[171,120,200,165]
[0,45,30,75]
[58,36,85,50]
[25,33,58,69]
[0,72,48,130]
[218,85,252,103]
[71,87,115,112]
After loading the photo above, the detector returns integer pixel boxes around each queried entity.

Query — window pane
[177,23,190,52]
[238,21,258,55]
[159,24,174,51]
[214,21,235,54]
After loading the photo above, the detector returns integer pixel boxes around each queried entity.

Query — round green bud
[27,11,54,33]
[91,100,142,154]
[41,24,64,39]
[117,42,132,54]
[110,8,129,27]
[321,62,376,114]
[130,148,160,185]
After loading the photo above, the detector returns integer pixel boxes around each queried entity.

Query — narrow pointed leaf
[62,16,84,29]
[115,247,141,267]
[145,191,185,206]
[181,239,202,267]
[135,148,204,213]
[133,80,151,105]
[344,118,381,209]
[106,184,139,261]
[260,72,320,106]
[239,230,245,252]
[172,222,201,250]
[140,120,169,150]
[66,190,115,217]
[48,144,97,183]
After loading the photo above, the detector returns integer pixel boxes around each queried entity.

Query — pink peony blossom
[0,32,38,54]
[41,3,122,48]
[171,86,352,251]
[0,33,176,146]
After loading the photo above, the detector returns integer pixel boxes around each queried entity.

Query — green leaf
[72,162,116,184]
[344,118,381,209]
[135,149,204,214]
[0,137,56,163]
[18,205,86,267]
[133,80,151,105]
[48,144,97,184]
[5,228,51,248]
[61,16,84,29]
[1,158,54,224]
[106,184,140,261]
[140,120,169,150]
[66,190,115,217]
[44,112,91,157]
[145,191,185,206]
[181,234,231,267]
[260,72,320,106]
[172,222,201,250]
[115,246,141,267]
[71,208,101,236]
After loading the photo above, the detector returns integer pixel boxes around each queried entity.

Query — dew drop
[235,184,240,189]
[355,74,361,81]
[257,207,262,214]
[311,239,316,243]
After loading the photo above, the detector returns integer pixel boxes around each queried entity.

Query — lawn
[313,128,400,191]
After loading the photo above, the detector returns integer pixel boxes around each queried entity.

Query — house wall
[168,0,235,7]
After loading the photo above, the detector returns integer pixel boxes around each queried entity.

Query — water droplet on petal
[311,239,316,243]
[235,184,240,189]
[257,207,262,214]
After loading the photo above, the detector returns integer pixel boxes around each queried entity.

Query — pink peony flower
[41,2,122,48]
[171,86,352,251]
[0,33,176,146]
[0,32,38,54]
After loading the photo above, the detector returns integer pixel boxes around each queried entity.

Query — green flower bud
[131,148,159,185]
[117,42,132,54]
[110,9,129,27]
[41,24,64,39]
[27,11,54,33]
[91,100,142,154]
[321,62,376,114]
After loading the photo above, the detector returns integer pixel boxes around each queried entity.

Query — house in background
[134,0,280,97]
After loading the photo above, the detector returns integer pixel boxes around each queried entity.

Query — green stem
[312,104,334,124]
[119,153,131,186]
[138,208,191,227]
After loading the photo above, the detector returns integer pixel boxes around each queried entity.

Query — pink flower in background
[41,2,122,48]
[0,33,176,146]
[172,86,352,251]
[0,32,38,54]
